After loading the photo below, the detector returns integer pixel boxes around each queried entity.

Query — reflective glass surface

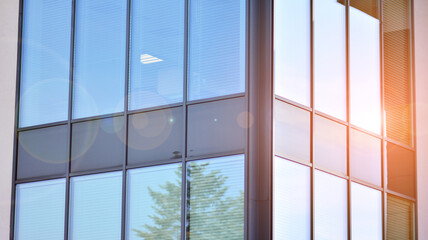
[71,117,125,173]
[350,129,382,186]
[273,157,311,240]
[314,0,346,120]
[186,155,244,239]
[387,195,414,239]
[128,0,184,110]
[127,164,182,240]
[17,125,68,180]
[69,172,122,240]
[15,179,65,240]
[187,97,246,157]
[351,183,382,240]
[188,0,246,100]
[73,0,127,119]
[128,108,183,166]
[275,100,311,163]
[274,0,311,106]
[387,143,415,197]
[314,115,347,174]
[314,170,348,240]
[19,0,71,127]
[350,1,381,134]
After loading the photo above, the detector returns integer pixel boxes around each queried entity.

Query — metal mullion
[9,0,24,238]
[121,0,131,238]
[186,92,245,106]
[64,0,76,239]
[17,121,68,132]
[310,0,315,238]
[345,0,351,239]
[181,0,189,238]
[244,0,250,238]
[275,95,313,112]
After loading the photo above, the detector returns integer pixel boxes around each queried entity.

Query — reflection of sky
[127,163,182,240]
[15,179,66,240]
[350,7,381,134]
[73,0,127,119]
[128,0,184,111]
[69,171,122,240]
[315,170,348,240]
[273,157,311,240]
[351,182,383,240]
[188,0,246,101]
[274,0,311,106]
[314,0,347,120]
[19,0,71,127]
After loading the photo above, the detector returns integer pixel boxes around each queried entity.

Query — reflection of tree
[133,162,244,240]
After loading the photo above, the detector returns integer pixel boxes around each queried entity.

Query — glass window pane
[314,115,347,174]
[351,182,382,240]
[128,108,183,166]
[187,98,246,158]
[275,100,311,163]
[17,125,68,180]
[128,0,184,110]
[273,157,311,240]
[188,0,245,100]
[73,0,127,119]
[71,117,125,173]
[314,170,348,240]
[69,171,122,240]
[350,129,382,186]
[127,164,182,240]
[314,0,346,120]
[274,0,311,106]
[15,179,65,240]
[387,194,415,240]
[387,143,415,197]
[350,0,381,134]
[186,155,244,239]
[19,0,71,127]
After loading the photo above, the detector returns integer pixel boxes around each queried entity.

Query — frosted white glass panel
[127,164,182,240]
[314,115,347,174]
[188,0,246,100]
[128,0,184,110]
[274,0,311,106]
[273,157,311,240]
[314,0,346,120]
[19,0,71,127]
[350,4,381,134]
[186,155,244,239]
[69,172,122,240]
[351,183,382,240]
[15,179,65,240]
[315,170,348,240]
[73,0,127,119]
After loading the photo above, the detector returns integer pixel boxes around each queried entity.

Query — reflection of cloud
[140,54,163,64]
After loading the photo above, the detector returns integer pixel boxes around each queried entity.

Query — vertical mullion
[309,0,315,238]
[181,0,190,238]
[120,0,131,239]
[64,0,76,239]
[345,0,351,239]
[10,0,24,239]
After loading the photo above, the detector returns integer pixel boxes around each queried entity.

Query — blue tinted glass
[69,172,122,240]
[73,0,127,119]
[314,171,348,240]
[127,164,182,240]
[129,0,184,110]
[188,0,246,100]
[19,0,71,127]
[351,183,382,240]
[273,157,311,240]
[274,0,311,106]
[15,179,65,240]
[350,3,381,134]
[186,155,244,239]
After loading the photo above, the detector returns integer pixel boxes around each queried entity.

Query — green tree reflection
[133,162,244,240]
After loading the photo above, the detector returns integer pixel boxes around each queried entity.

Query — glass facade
[13,0,416,239]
